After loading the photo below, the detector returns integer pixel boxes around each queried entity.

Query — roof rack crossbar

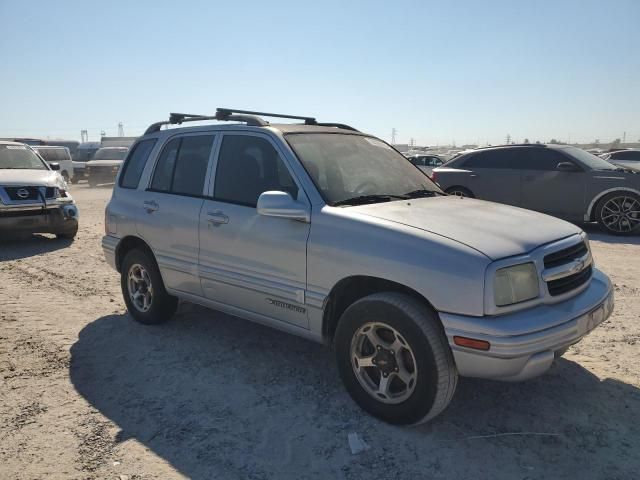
[216,108,316,125]
[144,108,359,135]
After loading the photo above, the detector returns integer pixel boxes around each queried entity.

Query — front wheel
[335,292,458,425]
[120,249,178,324]
[596,192,640,235]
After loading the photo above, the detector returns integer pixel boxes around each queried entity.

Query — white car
[600,149,640,171]
[0,141,79,239]
[32,145,74,183]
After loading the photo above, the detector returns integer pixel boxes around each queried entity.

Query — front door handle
[207,211,229,225]
[143,200,159,213]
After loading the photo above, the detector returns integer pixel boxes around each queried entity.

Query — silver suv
[103,109,614,424]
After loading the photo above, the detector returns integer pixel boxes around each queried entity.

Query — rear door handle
[143,200,159,213]
[207,211,229,225]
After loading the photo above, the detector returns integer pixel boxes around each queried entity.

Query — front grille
[547,264,592,296]
[3,186,57,201]
[544,241,588,269]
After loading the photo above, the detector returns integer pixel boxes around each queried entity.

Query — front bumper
[102,234,119,270]
[0,203,79,235]
[441,269,613,381]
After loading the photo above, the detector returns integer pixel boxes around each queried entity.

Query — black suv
[433,144,640,235]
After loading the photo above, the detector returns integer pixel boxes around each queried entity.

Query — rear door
[198,132,310,328]
[459,150,522,206]
[136,133,216,296]
[519,148,586,220]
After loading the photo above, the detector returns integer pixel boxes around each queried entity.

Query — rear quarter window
[119,139,158,189]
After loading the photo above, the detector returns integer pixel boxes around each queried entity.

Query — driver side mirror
[257,191,310,223]
[556,162,580,172]
[49,162,60,171]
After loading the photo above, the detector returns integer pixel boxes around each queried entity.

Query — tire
[334,292,458,425]
[445,186,474,198]
[55,224,78,240]
[62,171,70,183]
[596,192,640,236]
[120,249,178,325]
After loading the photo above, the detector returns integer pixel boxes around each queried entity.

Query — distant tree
[524,138,530,144]
[610,138,621,148]
[535,140,541,144]
[549,138,559,144]
[594,139,600,145]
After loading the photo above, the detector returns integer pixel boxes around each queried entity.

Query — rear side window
[36,148,54,161]
[120,139,157,189]
[462,150,515,169]
[150,135,214,196]
[613,151,640,161]
[214,135,298,207]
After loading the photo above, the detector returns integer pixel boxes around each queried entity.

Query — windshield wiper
[332,194,408,207]
[403,189,446,198]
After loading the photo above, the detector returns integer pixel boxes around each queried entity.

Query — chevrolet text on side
[102,109,614,424]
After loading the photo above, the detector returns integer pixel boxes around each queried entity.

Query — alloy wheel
[350,322,418,404]
[127,263,153,312]
[601,196,640,233]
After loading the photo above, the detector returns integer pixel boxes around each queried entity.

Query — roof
[0,140,26,146]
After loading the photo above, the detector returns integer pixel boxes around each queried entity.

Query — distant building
[392,143,410,152]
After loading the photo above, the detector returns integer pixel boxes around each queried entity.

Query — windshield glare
[93,148,129,160]
[286,133,440,205]
[564,146,617,170]
[0,145,48,170]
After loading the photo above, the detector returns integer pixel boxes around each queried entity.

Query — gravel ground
[1,184,639,480]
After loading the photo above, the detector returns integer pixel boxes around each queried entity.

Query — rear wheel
[120,249,178,324]
[335,292,458,425]
[596,192,640,235]
[445,186,474,198]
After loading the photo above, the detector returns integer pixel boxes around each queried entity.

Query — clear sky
[1,0,638,146]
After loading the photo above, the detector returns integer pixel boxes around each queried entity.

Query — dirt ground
[1,184,638,480]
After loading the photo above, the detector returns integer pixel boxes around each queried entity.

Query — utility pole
[118,122,124,137]
[506,134,511,145]
[623,131,626,144]
[80,130,88,143]
[391,128,397,145]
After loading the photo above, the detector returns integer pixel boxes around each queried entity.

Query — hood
[0,169,62,187]
[87,160,123,167]
[349,196,581,260]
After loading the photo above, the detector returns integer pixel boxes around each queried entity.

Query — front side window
[150,135,214,196]
[120,139,157,189]
[0,145,48,170]
[286,134,439,205]
[214,135,298,207]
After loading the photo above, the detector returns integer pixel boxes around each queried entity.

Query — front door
[519,149,586,220]
[198,133,310,328]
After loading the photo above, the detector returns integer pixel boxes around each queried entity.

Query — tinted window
[214,135,298,207]
[150,135,214,195]
[35,148,55,161]
[462,149,519,169]
[151,139,180,191]
[120,139,157,189]
[172,136,214,196]
[612,151,640,161]
[521,149,569,170]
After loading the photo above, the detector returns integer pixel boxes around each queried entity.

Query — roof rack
[144,108,359,134]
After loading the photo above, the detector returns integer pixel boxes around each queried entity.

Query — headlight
[494,262,539,306]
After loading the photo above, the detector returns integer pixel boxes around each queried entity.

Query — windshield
[286,133,441,205]
[564,146,618,171]
[0,144,48,170]
[93,147,129,160]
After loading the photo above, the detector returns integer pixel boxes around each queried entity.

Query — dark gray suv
[433,144,640,235]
